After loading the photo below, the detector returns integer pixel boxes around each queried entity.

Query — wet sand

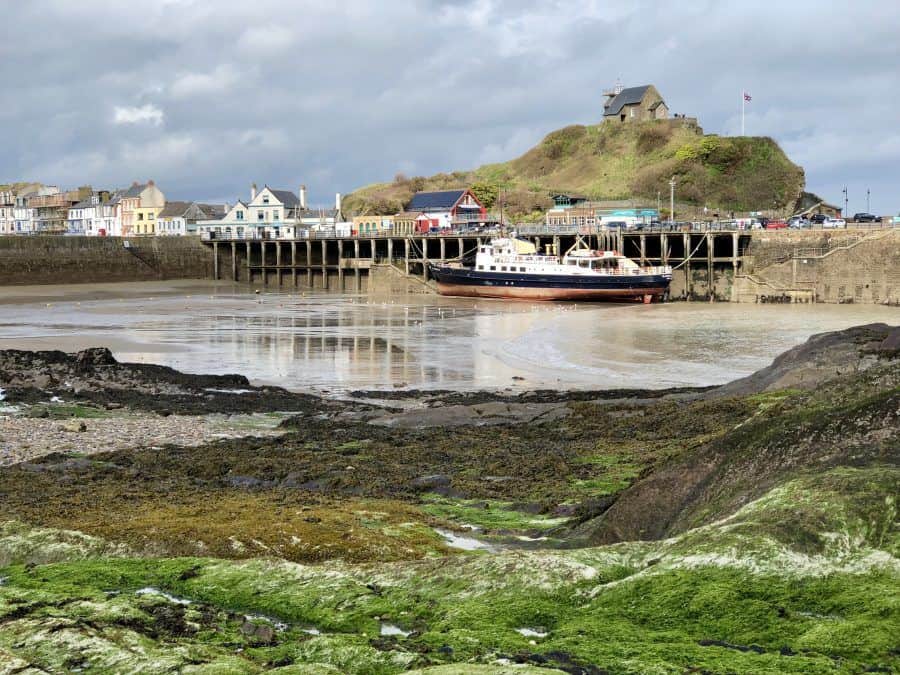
[0,280,896,393]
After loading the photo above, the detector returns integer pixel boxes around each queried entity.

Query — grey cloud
[1,0,898,214]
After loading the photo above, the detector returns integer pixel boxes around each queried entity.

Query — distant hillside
[343,120,806,220]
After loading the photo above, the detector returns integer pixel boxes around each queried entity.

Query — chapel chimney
[299,185,308,210]
[250,183,258,200]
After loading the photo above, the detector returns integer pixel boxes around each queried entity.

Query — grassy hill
[343,120,805,220]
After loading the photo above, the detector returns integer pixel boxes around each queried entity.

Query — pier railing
[199,220,898,242]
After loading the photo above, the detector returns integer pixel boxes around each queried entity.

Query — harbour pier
[205,229,753,301]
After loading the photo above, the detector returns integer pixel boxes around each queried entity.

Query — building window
[273,211,279,220]
[138,213,143,221]
[490,266,496,271]
[236,211,244,220]
[258,211,264,221]
[630,108,635,118]
[262,196,269,204]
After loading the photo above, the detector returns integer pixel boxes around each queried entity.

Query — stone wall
[0,236,214,286]
[735,229,899,304]
[368,264,434,295]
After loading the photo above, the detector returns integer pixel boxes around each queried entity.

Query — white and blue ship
[429,238,672,302]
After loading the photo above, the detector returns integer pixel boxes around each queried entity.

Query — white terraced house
[197,183,347,240]
[67,192,111,235]
[0,191,14,234]
[157,202,226,236]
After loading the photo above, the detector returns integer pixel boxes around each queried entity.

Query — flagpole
[741,91,745,136]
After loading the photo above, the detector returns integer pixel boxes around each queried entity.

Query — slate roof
[158,201,192,218]
[71,198,96,209]
[268,189,300,208]
[123,183,147,198]
[106,189,126,205]
[603,85,651,116]
[408,190,467,212]
[197,203,227,219]
[298,208,340,219]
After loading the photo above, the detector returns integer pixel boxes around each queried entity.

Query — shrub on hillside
[542,125,587,160]
[471,182,500,208]
[636,124,672,154]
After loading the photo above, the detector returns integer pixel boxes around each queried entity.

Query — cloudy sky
[2,0,898,214]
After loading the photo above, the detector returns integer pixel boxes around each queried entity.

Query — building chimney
[299,185,307,210]
[335,192,342,213]
[251,183,258,200]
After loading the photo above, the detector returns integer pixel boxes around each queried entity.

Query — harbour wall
[735,229,900,304]
[1,229,897,304]
[0,236,214,286]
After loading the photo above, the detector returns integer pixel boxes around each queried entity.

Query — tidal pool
[0,279,896,393]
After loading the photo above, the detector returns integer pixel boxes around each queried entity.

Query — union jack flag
[744,92,752,102]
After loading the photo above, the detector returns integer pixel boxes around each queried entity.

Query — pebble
[0,411,287,466]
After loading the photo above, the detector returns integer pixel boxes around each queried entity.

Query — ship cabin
[474,238,557,273]
[564,248,640,273]
[473,238,641,276]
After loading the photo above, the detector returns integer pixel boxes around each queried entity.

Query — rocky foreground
[0,325,898,674]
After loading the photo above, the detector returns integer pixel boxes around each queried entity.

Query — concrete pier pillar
[639,235,646,265]
[291,242,297,287]
[707,233,713,301]
[246,241,252,284]
[387,238,393,263]
[422,237,428,280]
[683,233,691,299]
[231,242,237,282]
[213,242,219,280]
[440,238,446,262]
[731,232,740,302]
[261,242,268,286]
[661,234,668,267]
[404,239,410,276]
[276,242,282,286]
[321,240,328,289]
[338,239,344,290]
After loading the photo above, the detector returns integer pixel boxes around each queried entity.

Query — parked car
[810,213,828,224]
[604,220,628,229]
[765,220,788,230]
[853,213,881,223]
[823,217,847,229]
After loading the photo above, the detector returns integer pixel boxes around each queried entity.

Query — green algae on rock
[0,326,897,673]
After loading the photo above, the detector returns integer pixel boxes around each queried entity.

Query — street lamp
[867,188,870,213]
[669,177,676,225]
[842,186,848,218]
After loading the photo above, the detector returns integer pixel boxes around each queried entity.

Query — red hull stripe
[435,283,667,301]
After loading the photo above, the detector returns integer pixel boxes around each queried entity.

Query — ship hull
[429,265,671,302]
